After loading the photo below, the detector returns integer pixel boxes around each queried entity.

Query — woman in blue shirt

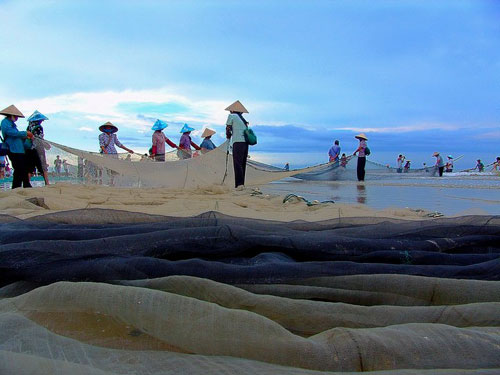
[0,105,33,188]
[200,128,216,154]
[225,100,249,189]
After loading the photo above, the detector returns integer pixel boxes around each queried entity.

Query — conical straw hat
[355,133,368,140]
[99,121,118,133]
[0,104,25,118]
[201,128,216,138]
[432,151,440,157]
[225,100,248,113]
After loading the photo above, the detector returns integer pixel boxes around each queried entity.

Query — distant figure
[283,162,289,171]
[403,160,411,172]
[433,152,445,177]
[200,128,217,154]
[26,110,50,185]
[178,124,201,159]
[397,154,405,173]
[423,162,428,172]
[445,155,454,173]
[225,100,250,189]
[492,156,500,171]
[328,140,341,165]
[1,104,33,188]
[151,119,177,161]
[474,159,484,172]
[77,156,84,178]
[54,155,62,175]
[62,159,69,176]
[340,153,347,168]
[353,133,368,181]
[99,121,134,156]
[125,154,131,161]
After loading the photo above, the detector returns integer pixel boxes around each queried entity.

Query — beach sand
[0,183,438,221]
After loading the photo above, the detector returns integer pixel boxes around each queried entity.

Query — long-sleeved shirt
[358,140,367,157]
[200,138,216,151]
[99,132,123,154]
[179,134,200,151]
[435,155,445,167]
[152,131,176,154]
[328,144,341,161]
[1,117,27,154]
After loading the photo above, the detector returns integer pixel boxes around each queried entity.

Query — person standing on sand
[225,100,250,189]
[352,133,368,181]
[397,154,405,173]
[26,110,50,185]
[200,128,217,154]
[445,155,454,173]
[433,152,445,177]
[54,155,62,175]
[1,105,33,189]
[328,140,341,165]
[99,121,134,156]
[151,119,177,162]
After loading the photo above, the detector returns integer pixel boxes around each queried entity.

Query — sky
[0,0,499,168]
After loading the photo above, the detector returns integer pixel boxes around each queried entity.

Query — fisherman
[328,140,341,165]
[474,159,484,172]
[353,133,368,181]
[151,119,177,161]
[1,105,33,188]
[397,154,405,173]
[200,128,217,154]
[99,121,134,156]
[433,152,445,177]
[225,100,250,189]
[340,153,347,168]
[26,110,50,185]
[54,155,62,175]
[284,162,289,171]
[492,157,500,171]
[403,160,411,173]
[178,124,201,159]
[445,155,454,173]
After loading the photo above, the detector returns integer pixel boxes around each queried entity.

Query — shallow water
[261,174,500,216]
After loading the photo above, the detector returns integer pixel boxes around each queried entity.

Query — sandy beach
[0,183,442,221]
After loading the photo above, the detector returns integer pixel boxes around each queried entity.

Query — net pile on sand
[0,210,499,374]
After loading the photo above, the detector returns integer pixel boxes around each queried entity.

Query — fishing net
[0,210,499,373]
[40,140,328,188]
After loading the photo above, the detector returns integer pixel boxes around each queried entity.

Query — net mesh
[0,210,499,373]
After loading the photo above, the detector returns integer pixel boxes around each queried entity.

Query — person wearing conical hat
[225,100,250,189]
[200,128,216,154]
[177,123,201,159]
[151,119,178,162]
[98,121,134,156]
[433,151,445,176]
[352,133,368,182]
[26,110,50,185]
[0,105,33,188]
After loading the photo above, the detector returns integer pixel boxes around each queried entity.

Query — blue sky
[0,0,499,167]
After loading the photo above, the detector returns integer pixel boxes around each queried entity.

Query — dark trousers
[357,156,366,181]
[232,142,248,188]
[8,152,32,189]
[438,166,444,177]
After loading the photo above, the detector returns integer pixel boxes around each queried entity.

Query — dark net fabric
[1,210,499,374]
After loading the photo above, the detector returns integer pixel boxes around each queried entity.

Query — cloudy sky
[0,0,498,167]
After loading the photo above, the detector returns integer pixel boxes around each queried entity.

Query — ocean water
[261,172,500,216]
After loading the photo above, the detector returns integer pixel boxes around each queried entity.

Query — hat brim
[99,125,118,133]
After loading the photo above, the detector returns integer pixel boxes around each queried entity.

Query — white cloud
[78,127,93,132]
[335,122,461,133]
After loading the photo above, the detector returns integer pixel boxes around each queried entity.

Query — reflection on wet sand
[357,183,366,204]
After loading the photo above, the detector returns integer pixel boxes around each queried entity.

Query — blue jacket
[1,117,27,154]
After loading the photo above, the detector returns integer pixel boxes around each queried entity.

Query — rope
[221,141,230,185]
[282,193,335,207]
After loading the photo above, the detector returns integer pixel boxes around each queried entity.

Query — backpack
[364,146,371,156]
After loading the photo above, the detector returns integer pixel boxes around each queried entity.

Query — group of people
[0,105,51,188]
[1,100,251,190]
[327,133,369,181]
